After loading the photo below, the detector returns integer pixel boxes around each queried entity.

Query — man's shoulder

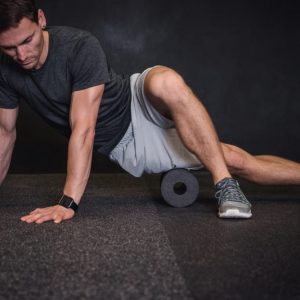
[48,26,98,47]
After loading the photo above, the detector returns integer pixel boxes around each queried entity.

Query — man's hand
[20,205,75,224]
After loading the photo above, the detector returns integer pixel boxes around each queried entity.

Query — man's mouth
[17,58,34,65]
[20,60,32,65]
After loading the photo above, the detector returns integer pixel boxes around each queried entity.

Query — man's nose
[16,46,27,62]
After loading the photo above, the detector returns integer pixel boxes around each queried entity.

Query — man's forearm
[0,128,16,185]
[63,129,95,204]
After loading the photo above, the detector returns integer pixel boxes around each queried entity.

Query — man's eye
[2,46,14,51]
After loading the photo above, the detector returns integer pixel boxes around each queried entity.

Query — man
[0,0,299,224]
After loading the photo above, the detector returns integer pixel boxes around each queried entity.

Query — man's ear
[37,9,47,29]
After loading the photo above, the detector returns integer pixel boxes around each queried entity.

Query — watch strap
[58,195,78,212]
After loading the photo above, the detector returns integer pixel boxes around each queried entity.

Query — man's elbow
[71,127,95,146]
[84,128,95,145]
[0,127,17,144]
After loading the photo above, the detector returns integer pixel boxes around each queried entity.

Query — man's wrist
[58,194,78,212]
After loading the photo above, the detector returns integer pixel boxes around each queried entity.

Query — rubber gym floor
[0,172,299,300]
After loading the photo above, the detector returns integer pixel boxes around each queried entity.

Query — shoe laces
[215,178,249,205]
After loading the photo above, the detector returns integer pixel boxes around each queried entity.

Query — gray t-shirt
[0,26,131,155]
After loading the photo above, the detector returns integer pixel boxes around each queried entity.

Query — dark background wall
[10,0,300,173]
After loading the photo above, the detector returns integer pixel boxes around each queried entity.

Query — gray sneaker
[215,177,252,219]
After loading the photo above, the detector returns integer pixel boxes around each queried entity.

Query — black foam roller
[160,168,199,208]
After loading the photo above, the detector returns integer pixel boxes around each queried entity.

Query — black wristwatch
[58,195,78,212]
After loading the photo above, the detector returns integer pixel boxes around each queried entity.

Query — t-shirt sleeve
[70,35,111,92]
[0,71,19,109]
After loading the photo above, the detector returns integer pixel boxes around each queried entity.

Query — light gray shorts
[109,66,204,177]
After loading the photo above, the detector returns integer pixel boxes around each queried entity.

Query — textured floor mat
[0,173,300,300]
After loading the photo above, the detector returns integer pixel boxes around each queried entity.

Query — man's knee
[145,66,189,105]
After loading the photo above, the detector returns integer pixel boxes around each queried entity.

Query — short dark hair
[0,0,38,32]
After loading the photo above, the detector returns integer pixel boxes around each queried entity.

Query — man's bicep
[0,107,18,132]
[69,84,104,131]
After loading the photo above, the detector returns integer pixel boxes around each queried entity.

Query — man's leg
[144,66,231,185]
[143,66,252,218]
[222,143,300,185]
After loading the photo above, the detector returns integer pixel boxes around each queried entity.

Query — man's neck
[35,30,49,70]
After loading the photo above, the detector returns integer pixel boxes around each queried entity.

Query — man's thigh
[110,67,204,176]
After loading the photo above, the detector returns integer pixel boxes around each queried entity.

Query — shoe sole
[218,209,252,219]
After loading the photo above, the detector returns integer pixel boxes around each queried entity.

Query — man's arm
[21,85,104,224]
[64,85,104,203]
[0,107,18,185]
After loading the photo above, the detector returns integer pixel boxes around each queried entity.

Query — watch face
[60,196,73,207]
[58,195,78,212]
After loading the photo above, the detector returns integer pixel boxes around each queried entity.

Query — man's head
[0,0,38,32]
[0,0,48,70]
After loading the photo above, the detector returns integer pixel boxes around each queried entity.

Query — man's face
[0,12,46,70]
